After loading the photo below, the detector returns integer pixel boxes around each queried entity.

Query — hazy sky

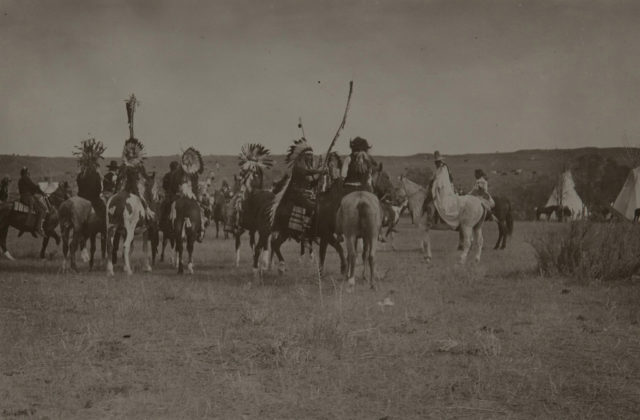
[1,0,640,157]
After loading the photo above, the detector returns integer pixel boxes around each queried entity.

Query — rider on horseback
[468,169,495,209]
[18,167,47,236]
[102,160,119,199]
[76,163,105,218]
[161,161,180,218]
[286,138,324,216]
[343,137,376,195]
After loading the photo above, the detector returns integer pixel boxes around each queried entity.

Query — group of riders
[11,134,496,245]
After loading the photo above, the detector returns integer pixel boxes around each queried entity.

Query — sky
[1,0,640,157]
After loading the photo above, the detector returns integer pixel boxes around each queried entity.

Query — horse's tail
[506,202,514,236]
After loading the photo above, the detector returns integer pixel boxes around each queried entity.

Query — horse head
[371,162,394,201]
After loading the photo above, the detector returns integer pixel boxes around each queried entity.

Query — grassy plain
[1,220,640,419]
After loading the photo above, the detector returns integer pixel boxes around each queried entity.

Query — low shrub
[529,221,640,281]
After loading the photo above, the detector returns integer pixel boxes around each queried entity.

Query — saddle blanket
[288,206,311,232]
[13,201,34,214]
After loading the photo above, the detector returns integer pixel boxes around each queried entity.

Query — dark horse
[487,196,514,250]
[0,184,69,261]
[212,188,230,239]
[35,181,72,258]
[536,205,571,221]
[270,161,393,276]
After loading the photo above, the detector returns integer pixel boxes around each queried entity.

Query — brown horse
[36,181,72,258]
[0,195,58,261]
[59,196,105,272]
[490,196,514,249]
[336,191,383,290]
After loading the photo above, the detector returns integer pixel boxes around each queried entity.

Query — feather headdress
[122,137,145,167]
[181,147,204,175]
[238,143,273,175]
[285,137,313,167]
[73,138,106,171]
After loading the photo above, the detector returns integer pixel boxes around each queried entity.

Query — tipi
[545,170,588,221]
[613,167,640,221]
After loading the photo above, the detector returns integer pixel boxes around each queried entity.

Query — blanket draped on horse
[431,165,461,229]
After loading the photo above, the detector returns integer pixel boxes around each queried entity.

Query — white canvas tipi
[613,167,640,221]
[545,170,588,220]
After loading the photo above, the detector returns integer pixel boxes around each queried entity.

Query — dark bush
[529,221,640,281]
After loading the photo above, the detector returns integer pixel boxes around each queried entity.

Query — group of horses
[0,164,516,290]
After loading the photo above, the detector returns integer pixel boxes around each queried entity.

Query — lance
[322,81,354,169]
[298,116,307,139]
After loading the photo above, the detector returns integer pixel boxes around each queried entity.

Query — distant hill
[1,147,637,220]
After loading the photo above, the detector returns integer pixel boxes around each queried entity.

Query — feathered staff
[125,94,139,139]
[73,138,106,171]
[181,147,204,174]
[238,143,273,186]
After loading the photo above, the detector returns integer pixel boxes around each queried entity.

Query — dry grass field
[2,220,640,419]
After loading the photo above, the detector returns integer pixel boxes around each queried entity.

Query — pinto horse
[400,175,486,264]
[105,170,156,276]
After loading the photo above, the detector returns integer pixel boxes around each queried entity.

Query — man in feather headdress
[284,138,325,215]
[102,160,119,199]
[119,137,153,218]
[75,138,106,217]
[342,136,376,195]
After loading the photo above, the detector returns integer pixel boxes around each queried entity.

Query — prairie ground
[1,220,640,419]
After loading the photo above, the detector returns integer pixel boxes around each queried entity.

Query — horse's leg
[494,220,503,250]
[51,230,61,246]
[368,239,376,290]
[473,225,484,263]
[69,229,82,272]
[234,232,242,267]
[457,229,464,251]
[271,233,286,274]
[186,228,195,274]
[122,220,136,276]
[106,225,115,276]
[89,233,96,271]
[215,220,219,239]
[176,221,184,274]
[459,226,472,264]
[318,237,328,276]
[142,230,152,272]
[61,225,70,272]
[111,230,121,265]
[40,236,49,259]
[0,224,14,260]
[325,234,347,275]
[346,236,357,289]
[160,232,166,262]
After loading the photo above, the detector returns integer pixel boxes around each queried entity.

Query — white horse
[105,172,155,276]
[399,175,486,264]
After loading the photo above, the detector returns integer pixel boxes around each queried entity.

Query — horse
[59,196,106,272]
[399,175,486,264]
[535,205,571,221]
[171,194,203,274]
[0,194,59,261]
[336,191,383,290]
[229,184,274,277]
[35,181,72,258]
[490,196,514,249]
[105,169,155,276]
[212,188,230,239]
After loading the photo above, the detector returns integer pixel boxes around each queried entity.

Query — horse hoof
[4,251,15,261]
[125,268,133,275]
[187,263,194,274]
[278,262,286,275]
[80,249,90,263]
